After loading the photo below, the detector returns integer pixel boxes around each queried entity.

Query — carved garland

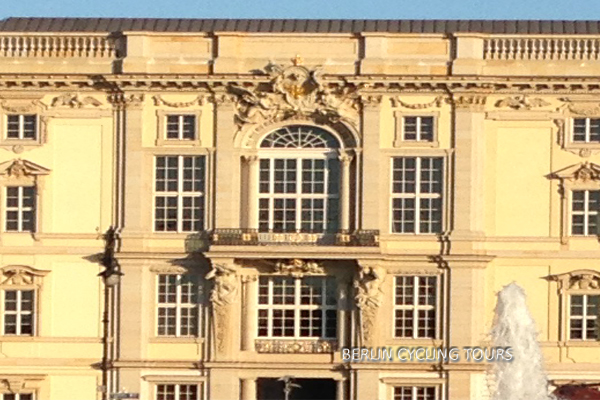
[152,95,207,108]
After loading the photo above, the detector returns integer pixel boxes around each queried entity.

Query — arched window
[257,125,341,233]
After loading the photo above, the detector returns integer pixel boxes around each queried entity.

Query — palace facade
[0,17,599,400]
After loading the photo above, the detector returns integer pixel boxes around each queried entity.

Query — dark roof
[1,18,600,34]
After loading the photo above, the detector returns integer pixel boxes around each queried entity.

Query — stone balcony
[210,228,380,247]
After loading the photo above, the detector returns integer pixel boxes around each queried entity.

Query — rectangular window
[569,294,600,341]
[2,394,34,400]
[573,118,600,143]
[156,384,199,400]
[5,186,36,232]
[157,274,200,337]
[6,115,37,140]
[3,290,34,336]
[391,157,443,234]
[394,276,437,339]
[394,386,438,400]
[403,116,434,142]
[258,276,337,339]
[258,157,339,233]
[166,115,196,140]
[154,156,205,232]
[571,190,600,236]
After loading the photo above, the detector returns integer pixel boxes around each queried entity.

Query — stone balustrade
[0,34,117,58]
[483,36,600,60]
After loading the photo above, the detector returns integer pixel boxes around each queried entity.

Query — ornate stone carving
[153,95,207,108]
[549,162,600,183]
[255,339,336,353]
[495,95,550,110]
[549,269,600,293]
[50,93,103,108]
[565,103,600,117]
[0,159,51,180]
[206,263,239,352]
[229,61,359,131]
[354,263,386,346]
[107,93,145,107]
[274,259,325,277]
[452,95,487,111]
[391,96,445,109]
[0,266,49,287]
[0,99,45,113]
[149,265,188,274]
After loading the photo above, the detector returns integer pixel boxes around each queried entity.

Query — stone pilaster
[338,151,353,232]
[451,95,487,251]
[240,378,257,400]
[242,155,259,230]
[360,95,383,230]
[241,274,258,351]
[213,93,241,229]
[354,260,386,347]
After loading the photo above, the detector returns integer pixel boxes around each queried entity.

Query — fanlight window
[260,125,340,149]
[257,125,341,234]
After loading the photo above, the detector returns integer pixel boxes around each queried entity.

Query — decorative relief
[0,266,49,287]
[549,269,600,293]
[229,59,359,132]
[0,159,50,180]
[149,265,188,274]
[273,259,325,277]
[354,263,386,346]
[564,103,600,117]
[255,339,336,354]
[549,162,600,183]
[451,95,487,111]
[0,99,45,114]
[206,263,239,353]
[107,93,145,107]
[391,96,445,109]
[49,93,103,108]
[495,95,550,110]
[153,95,207,108]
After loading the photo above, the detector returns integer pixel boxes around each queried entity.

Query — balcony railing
[210,229,379,247]
[255,339,337,354]
[483,37,600,60]
[0,35,118,58]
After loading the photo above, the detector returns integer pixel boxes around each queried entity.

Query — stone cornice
[4,74,600,94]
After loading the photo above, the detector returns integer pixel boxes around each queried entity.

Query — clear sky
[0,0,599,20]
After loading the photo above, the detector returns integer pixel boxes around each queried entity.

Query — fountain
[490,282,555,400]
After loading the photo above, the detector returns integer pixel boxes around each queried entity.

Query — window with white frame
[258,125,340,233]
[2,394,34,400]
[166,115,196,140]
[394,276,437,339]
[571,190,600,236]
[156,384,199,400]
[157,274,201,337]
[154,156,205,232]
[569,294,600,341]
[394,386,438,400]
[391,157,443,234]
[3,289,34,336]
[6,115,37,140]
[5,186,36,232]
[258,276,337,339]
[403,116,434,142]
[573,118,600,143]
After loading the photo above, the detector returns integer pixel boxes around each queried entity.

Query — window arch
[259,125,341,149]
[257,125,341,234]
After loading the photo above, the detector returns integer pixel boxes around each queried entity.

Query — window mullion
[19,115,24,140]
[177,157,184,232]
[585,191,590,236]
[415,158,422,234]
[294,278,301,338]
[587,118,591,143]
[16,290,22,335]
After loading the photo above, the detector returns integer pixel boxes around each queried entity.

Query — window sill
[150,336,203,344]
[563,340,600,347]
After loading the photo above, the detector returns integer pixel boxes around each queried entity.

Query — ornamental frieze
[494,95,550,110]
[229,59,359,131]
[273,259,325,277]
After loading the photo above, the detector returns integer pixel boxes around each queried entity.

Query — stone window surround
[551,270,600,344]
[150,266,205,341]
[561,179,600,243]
[393,111,440,148]
[387,149,452,236]
[0,266,49,339]
[381,379,445,400]
[0,104,48,153]
[155,110,202,147]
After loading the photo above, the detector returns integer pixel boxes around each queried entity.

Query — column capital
[451,94,487,112]
[337,150,354,166]
[241,154,260,164]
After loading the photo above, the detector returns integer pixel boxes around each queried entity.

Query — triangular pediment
[0,159,50,178]
[549,162,600,182]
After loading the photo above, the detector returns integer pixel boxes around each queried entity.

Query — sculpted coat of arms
[230,57,358,131]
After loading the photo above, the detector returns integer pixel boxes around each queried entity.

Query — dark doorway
[257,378,337,400]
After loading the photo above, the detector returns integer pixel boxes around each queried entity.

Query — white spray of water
[490,282,555,400]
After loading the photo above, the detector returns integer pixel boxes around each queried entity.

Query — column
[360,95,383,230]
[240,379,257,400]
[451,95,486,249]
[242,155,259,230]
[241,275,258,351]
[336,379,347,400]
[338,152,353,232]
[213,93,241,229]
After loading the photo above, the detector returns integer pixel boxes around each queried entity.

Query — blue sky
[0,0,599,20]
